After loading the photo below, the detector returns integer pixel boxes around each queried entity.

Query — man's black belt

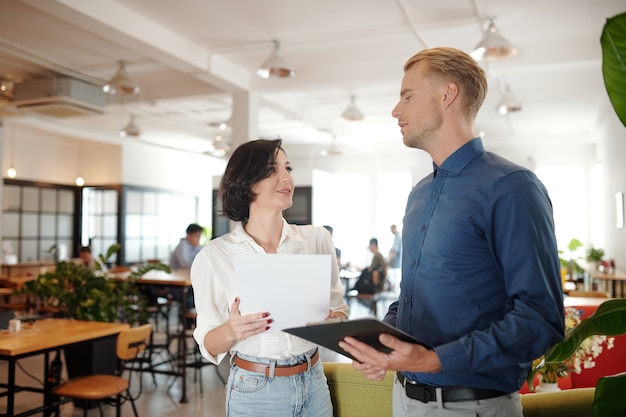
[396,372,508,403]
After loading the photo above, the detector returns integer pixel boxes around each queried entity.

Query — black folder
[283,318,426,361]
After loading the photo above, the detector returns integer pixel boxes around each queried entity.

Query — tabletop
[0,318,130,357]
[111,268,191,286]
[563,296,611,308]
[138,269,190,286]
[591,271,626,281]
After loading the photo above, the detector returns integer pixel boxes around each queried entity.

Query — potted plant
[19,244,170,408]
[586,246,605,273]
[527,299,626,397]
[559,238,585,281]
[21,244,169,324]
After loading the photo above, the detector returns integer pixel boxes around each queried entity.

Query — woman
[191,139,349,417]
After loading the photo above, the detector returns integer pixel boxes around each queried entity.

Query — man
[323,225,342,269]
[387,224,402,292]
[339,47,565,416]
[168,223,203,308]
[170,223,203,270]
[354,238,387,295]
[77,246,96,269]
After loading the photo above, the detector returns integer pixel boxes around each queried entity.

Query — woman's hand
[226,297,272,342]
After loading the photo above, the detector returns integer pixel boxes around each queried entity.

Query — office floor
[2,291,397,417]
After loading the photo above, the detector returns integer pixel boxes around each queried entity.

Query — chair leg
[128,390,140,417]
[115,394,122,417]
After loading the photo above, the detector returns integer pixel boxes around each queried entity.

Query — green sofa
[323,362,595,417]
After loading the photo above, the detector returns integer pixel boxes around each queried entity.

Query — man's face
[188,231,202,246]
[391,62,444,151]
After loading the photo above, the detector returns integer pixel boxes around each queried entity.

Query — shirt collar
[433,137,484,174]
[229,219,303,245]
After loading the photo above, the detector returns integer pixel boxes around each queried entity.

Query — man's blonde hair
[404,47,488,120]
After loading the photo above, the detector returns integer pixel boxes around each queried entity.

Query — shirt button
[411,260,416,266]
[432,191,438,197]
[404,297,410,303]
[420,225,425,231]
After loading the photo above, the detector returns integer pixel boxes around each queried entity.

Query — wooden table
[591,271,626,298]
[0,318,129,417]
[563,296,610,308]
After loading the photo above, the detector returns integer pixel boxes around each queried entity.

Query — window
[2,181,77,262]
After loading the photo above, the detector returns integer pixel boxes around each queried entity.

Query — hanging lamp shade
[341,95,364,121]
[119,115,141,137]
[471,18,517,61]
[257,40,296,79]
[496,85,522,115]
[103,61,140,94]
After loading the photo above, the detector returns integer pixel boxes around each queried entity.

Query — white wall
[1,123,122,185]
[594,96,626,268]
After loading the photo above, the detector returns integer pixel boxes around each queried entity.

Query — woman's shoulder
[287,223,326,238]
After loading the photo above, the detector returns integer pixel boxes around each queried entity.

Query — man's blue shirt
[384,138,565,393]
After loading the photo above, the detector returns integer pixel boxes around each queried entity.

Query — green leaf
[546,299,626,363]
[593,372,626,417]
[601,12,626,128]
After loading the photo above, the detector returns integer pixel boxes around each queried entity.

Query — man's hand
[338,333,441,380]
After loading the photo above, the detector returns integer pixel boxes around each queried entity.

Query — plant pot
[535,381,561,393]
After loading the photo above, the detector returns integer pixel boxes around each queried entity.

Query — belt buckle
[406,384,434,403]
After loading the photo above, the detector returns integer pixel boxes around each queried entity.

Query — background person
[169,223,203,270]
[191,139,348,417]
[387,224,402,292]
[323,224,342,269]
[77,246,96,269]
[339,47,564,417]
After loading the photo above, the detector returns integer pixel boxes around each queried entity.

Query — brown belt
[233,350,319,377]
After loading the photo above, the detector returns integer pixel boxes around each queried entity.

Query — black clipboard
[283,318,427,360]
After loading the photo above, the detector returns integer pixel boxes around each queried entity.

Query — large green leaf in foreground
[601,12,626,128]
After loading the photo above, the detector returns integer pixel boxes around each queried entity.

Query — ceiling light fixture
[496,85,522,115]
[75,140,84,186]
[341,95,364,121]
[257,40,296,79]
[6,125,16,178]
[119,115,141,137]
[0,79,14,102]
[103,61,140,94]
[471,17,517,61]
[208,134,231,158]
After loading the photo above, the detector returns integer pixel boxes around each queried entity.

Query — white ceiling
[0,0,624,159]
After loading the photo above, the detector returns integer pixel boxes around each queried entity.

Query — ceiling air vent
[12,76,106,118]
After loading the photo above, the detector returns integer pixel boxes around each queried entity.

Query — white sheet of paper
[234,254,331,333]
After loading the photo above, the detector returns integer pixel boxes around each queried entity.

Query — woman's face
[250,149,295,213]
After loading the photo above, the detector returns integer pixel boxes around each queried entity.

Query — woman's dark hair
[219,139,284,222]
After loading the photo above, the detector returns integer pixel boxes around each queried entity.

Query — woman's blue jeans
[226,349,333,417]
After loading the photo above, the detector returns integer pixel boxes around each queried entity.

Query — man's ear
[442,82,459,108]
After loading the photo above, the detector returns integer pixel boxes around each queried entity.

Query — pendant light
[257,40,296,79]
[341,95,364,121]
[6,125,16,178]
[103,61,140,94]
[496,85,522,115]
[471,17,517,61]
[75,140,84,186]
[119,115,141,137]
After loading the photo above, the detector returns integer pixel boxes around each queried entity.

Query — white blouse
[191,220,349,364]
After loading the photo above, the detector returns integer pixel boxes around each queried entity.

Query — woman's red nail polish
[262,313,269,318]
